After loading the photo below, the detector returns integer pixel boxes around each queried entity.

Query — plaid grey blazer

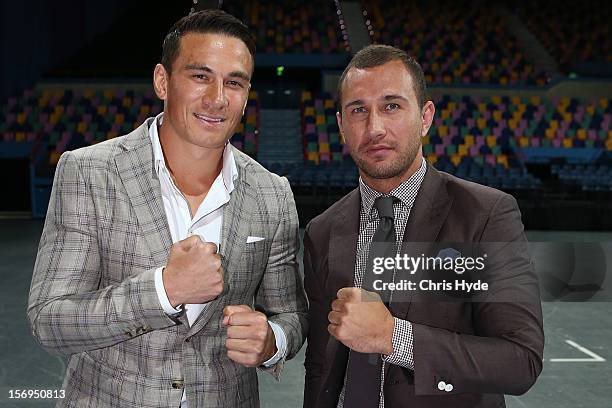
[27,118,308,407]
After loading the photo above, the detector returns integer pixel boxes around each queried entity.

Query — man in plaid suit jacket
[27,10,308,407]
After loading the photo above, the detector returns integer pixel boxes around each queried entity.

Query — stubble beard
[352,136,422,180]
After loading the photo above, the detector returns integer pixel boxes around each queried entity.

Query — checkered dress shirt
[338,158,427,408]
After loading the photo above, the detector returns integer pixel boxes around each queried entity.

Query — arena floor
[1,219,610,407]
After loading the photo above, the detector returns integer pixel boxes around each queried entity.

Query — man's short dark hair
[161,9,256,74]
[338,44,427,111]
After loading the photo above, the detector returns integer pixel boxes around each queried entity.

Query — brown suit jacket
[303,165,544,408]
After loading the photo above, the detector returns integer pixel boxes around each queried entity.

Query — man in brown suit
[303,45,544,407]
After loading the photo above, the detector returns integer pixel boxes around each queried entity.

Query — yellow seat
[450,154,461,166]
[497,155,508,168]
[50,151,62,165]
[438,125,448,137]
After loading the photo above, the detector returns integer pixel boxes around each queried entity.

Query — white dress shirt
[148,113,287,406]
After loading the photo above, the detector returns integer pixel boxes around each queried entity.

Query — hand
[223,305,277,367]
[163,235,223,307]
[328,287,394,354]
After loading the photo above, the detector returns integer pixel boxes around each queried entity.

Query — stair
[257,109,303,165]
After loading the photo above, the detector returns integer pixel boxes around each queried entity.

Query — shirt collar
[359,157,427,219]
[149,112,238,192]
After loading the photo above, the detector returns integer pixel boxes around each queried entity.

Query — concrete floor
[1,220,610,407]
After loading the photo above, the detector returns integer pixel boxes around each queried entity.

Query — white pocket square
[246,236,265,243]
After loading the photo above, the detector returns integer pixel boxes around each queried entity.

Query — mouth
[364,144,393,154]
[193,112,226,124]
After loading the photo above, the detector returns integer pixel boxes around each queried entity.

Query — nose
[365,109,386,142]
[203,79,227,111]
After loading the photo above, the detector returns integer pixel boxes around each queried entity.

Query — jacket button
[445,383,453,392]
[171,379,184,389]
[437,381,446,391]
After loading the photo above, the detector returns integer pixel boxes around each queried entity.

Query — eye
[351,106,367,114]
[385,103,400,111]
[192,74,208,81]
[226,80,244,89]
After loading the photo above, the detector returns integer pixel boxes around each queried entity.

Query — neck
[158,127,224,196]
[361,154,423,194]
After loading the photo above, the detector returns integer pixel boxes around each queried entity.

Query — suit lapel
[327,189,361,297]
[114,120,173,266]
[320,189,360,404]
[187,147,254,336]
[390,165,454,320]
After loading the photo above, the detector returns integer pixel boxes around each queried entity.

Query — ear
[242,96,249,116]
[336,111,345,144]
[421,100,435,137]
[153,64,169,100]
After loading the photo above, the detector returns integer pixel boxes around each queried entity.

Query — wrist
[380,314,395,355]
[262,324,278,363]
[162,267,180,308]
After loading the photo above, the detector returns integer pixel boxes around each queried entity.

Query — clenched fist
[328,287,394,354]
[223,305,277,367]
[163,235,223,307]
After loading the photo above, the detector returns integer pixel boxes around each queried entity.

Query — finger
[181,235,202,250]
[331,298,345,312]
[227,324,262,340]
[327,323,338,339]
[328,310,342,325]
[201,241,218,254]
[224,304,252,317]
[226,311,267,327]
[227,350,259,367]
[225,338,256,353]
[361,289,382,303]
[337,287,359,300]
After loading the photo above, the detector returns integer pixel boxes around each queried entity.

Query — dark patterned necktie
[344,196,396,407]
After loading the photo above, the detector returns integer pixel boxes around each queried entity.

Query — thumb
[222,304,252,325]
[180,235,202,251]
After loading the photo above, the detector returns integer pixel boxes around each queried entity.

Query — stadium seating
[551,163,612,192]
[300,91,344,164]
[222,0,346,54]
[294,91,612,191]
[508,0,612,72]
[1,87,259,176]
[361,0,550,85]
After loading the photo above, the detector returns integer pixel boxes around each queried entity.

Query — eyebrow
[184,64,251,82]
[344,94,409,110]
